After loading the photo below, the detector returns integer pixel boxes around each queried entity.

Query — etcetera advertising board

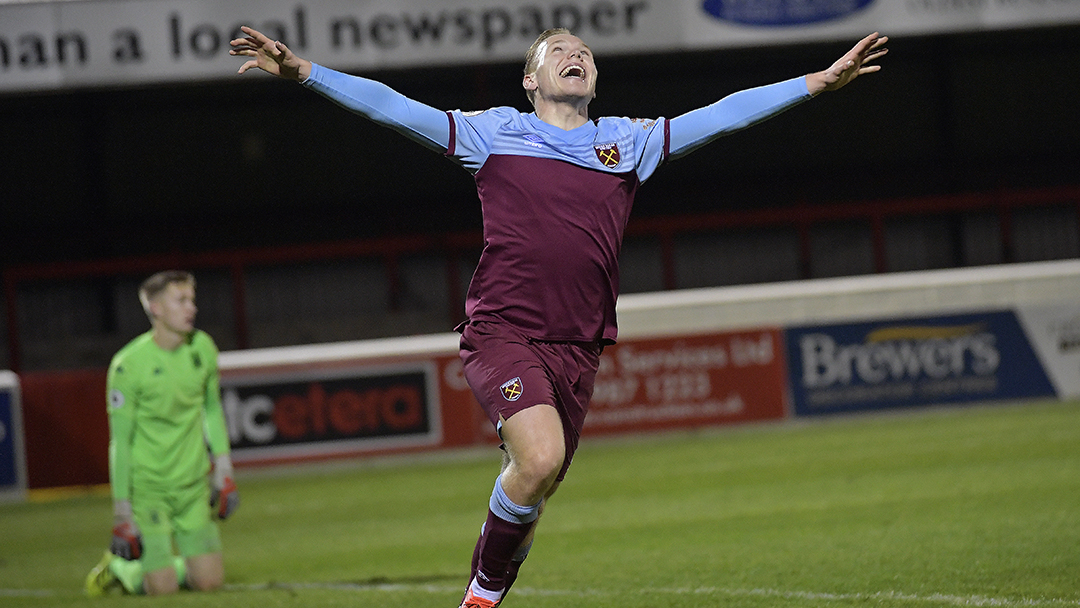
[3,0,1080,93]
[220,361,442,463]
[784,310,1065,416]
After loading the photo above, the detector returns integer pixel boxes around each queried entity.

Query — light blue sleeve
[301,63,451,152]
[668,76,812,159]
[447,107,520,174]
[631,117,669,184]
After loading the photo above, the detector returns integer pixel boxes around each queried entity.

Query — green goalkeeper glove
[210,454,240,519]
[110,500,143,560]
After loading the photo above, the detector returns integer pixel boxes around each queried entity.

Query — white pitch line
[4,582,1077,607]
[220,581,1080,607]
[651,586,1080,607]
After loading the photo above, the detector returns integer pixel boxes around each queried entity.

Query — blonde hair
[139,270,195,319]
[523,28,572,105]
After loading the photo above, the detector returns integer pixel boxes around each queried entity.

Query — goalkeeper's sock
[109,556,186,593]
[173,557,188,589]
[108,557,145,594]
[471,475,540,595]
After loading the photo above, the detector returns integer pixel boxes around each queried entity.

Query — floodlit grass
[1,399,1078,607]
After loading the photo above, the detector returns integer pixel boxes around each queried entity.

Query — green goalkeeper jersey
[106,329,230,502]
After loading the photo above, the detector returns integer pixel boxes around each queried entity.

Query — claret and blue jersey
[304,63,811,344]
[446,107,670,343]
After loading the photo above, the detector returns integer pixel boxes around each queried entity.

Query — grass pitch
[1,398,1078,607]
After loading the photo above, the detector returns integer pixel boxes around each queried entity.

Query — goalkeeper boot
[85,551,121,597]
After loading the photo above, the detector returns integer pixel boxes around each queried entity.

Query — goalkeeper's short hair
[138,270,196,320]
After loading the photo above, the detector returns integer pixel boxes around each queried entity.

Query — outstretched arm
[667,32,888,158]
[230,26,450,151]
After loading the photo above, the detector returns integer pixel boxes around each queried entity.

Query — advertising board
[785,311,1057,416]
[221,361,442,464]
[0,371,27,501]
[588,328,789,433]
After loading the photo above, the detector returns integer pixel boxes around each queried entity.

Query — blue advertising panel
[785,311,1056,416]
[0,371,27,500]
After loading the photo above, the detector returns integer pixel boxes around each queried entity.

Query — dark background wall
[3,25,1077,266]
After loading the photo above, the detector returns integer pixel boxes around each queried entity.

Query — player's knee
[187,570,224,592]
[518,444,564,490]
[143,575,180,596]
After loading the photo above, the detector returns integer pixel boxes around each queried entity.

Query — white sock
[469,577,504,602]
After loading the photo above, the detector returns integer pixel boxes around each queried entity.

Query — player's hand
[808,32,888,95]
[229,26,311,81]
[209,454,240,520]
[210,477,240,519]
[110,500,143,560]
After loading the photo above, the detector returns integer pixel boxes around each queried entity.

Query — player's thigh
[499,404,566,474]
[173,481,224,559]
[131,491,179,573]
[497,405,566,504]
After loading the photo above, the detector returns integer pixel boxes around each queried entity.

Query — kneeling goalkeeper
[85,270,239,596]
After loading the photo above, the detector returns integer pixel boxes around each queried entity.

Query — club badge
[594,143,621,168]
[500,377,523,402]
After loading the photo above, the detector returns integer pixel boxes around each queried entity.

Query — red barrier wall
[20,369,108,489]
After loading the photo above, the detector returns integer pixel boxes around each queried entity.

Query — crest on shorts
[500,377,523,402]
[594,143,621,168]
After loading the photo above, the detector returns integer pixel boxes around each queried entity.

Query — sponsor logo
[594,142,621,168]
[701,0,875,26]
[786,312,1058,415]
[222,368,434,450]
[799,324,1000,389]
[500,377,523,401]
[523,134,545,149]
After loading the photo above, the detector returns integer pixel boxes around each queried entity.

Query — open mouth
[559,65,586,81]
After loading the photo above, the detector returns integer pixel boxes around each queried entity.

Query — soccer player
[85,270,239,597]
[230,27,887,608]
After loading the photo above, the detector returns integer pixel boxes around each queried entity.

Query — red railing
[5,185,1080,372]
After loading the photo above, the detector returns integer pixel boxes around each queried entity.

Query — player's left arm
[667,32,887,160]
[201,338,239,519]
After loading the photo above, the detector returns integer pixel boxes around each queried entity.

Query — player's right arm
[106,356,136,505]
[106,352,143,559]
[230,25,449,151]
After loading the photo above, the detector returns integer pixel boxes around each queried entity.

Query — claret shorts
[458,320,602,481]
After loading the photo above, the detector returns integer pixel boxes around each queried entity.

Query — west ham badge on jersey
[500,377,523,401]
[594,143,621,168]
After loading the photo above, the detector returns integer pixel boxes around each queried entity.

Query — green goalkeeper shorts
[133,480,223,572]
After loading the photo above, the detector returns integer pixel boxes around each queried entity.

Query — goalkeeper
[85,270,239,596]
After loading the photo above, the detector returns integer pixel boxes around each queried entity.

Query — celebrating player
[231,26,886,608]
[85,271,238,597]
